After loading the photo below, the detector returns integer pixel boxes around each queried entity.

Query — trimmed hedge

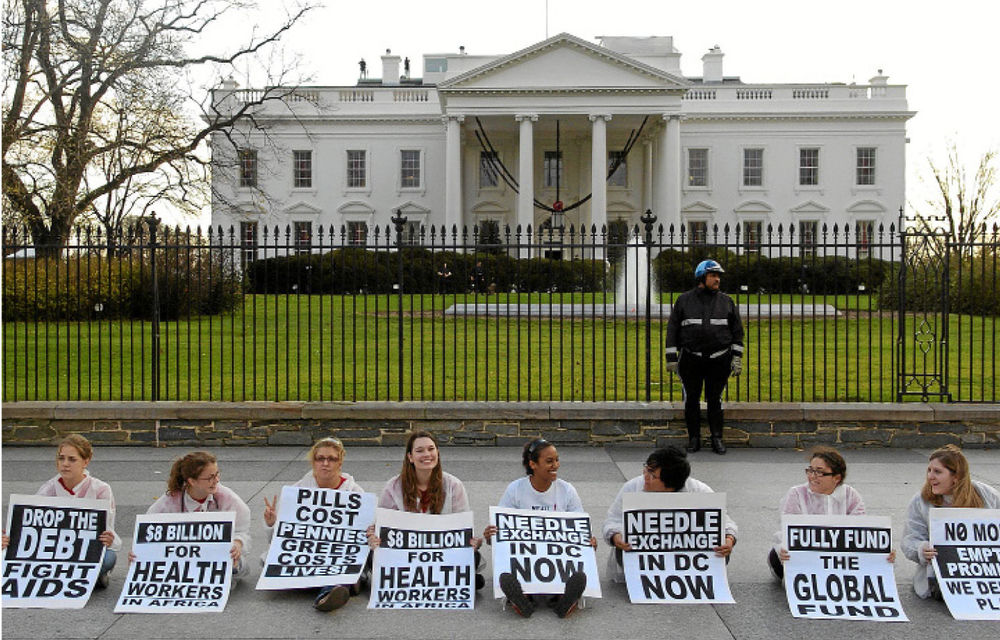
[245,247,609,294]
[3,247,242,321]
[878,249,1000,315]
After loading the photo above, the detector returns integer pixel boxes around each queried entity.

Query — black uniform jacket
[664,287,744,363]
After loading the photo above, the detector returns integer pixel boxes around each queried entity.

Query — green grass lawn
[4,293,997,402]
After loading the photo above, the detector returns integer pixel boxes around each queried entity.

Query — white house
[210,33,912,258]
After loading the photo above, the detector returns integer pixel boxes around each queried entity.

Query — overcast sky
[195,0,998,225]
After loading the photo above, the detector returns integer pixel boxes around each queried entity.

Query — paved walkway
[2,445,997,639]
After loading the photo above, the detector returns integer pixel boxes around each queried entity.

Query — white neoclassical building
[210,33,912,257]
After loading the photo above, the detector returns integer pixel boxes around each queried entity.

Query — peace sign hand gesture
[263,495,278,527]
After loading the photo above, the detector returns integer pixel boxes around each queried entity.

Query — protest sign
[783,514,906,621]
[368,508,475,610]
[622,492,733,604]
[257,486,374,590]
[489,506,601,599]
[115,511,234,613]
[2,494,108,609]
[931,508,1000,621]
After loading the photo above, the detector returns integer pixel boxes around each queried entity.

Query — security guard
[665,260,744,454]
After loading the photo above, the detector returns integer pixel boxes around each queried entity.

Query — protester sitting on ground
[136,450,251,578]
[768,446,894,581]
[262,438,367,612]
[482,438,596,618]
[1,434,121,589]
[368,430,485,589]
[602,445,738,583]
[902,445,1000,599]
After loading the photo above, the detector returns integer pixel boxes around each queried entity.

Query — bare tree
[916,143,999,256]
[2,0,316,255]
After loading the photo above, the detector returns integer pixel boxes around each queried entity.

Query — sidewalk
[2,445,997,639]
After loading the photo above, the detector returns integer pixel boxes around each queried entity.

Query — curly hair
[921,445,983,508]
[400,431,444,514]
[166,451,217,495]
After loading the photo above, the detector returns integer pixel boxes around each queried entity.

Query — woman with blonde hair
[262,438,366,612]
[2,434,120,588]
[144,451,251,577]
[902,445,1000,599]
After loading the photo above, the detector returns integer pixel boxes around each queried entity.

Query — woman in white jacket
[2,434,121,589]
[144,451,251,578]
[902,445,1000,599]
[262,438,365,612]
[768,446,895,580]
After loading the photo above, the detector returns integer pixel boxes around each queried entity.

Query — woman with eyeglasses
[482,438,596,619]
[142,451,251,577]
[768,446,893,581]
[261,438,366,612]
[368,431,485,587]
[1,434,121,589]
[902,445,1000,599]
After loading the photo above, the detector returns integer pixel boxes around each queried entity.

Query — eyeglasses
[197,472,221,482]
[528,439,550,455]
[805,468,836,477]
[314,455,340,464]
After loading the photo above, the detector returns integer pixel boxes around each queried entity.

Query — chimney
[701,45,723,83]
[382,48,401,86]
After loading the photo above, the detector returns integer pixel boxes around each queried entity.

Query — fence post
[391,209,407,402]
[146,214,161,401]
[641,209,657,402]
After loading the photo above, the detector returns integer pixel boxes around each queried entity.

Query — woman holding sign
[768,446,895,581]
[262,437,366,612]
[482,438,595,618]
[370,431,485,587]
[902,445,1000,599]
[2,434,120,588]
[144,451,252,577]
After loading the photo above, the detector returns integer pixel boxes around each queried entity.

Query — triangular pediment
[395,201,432,216]
[790,200,830,215]
[283,201,322,216]
[734,200,773,214]
[337,200,375,216]
[439,33,689,91]
[682,200,717,214]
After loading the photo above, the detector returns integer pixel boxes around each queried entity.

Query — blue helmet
[694,259,725,280]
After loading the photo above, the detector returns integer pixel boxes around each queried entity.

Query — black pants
[679,351,731,440]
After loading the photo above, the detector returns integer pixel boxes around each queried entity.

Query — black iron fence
[3,214,998,403]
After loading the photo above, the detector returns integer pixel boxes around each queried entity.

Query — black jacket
[665,287,744,363]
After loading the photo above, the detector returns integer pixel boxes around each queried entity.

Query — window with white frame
[743,148,764,187]
[799,148,819,186]
[799,220,818,257]
[401,220,422,246]
[856,220,875,258]
[293,221,312,255]
[400,150,421,188]
[743,220,763,253]
[479,151,499,188]
[688,220,708,246]
[293,150,312,188]
[346,150,366,188]
[543,151,563,188]
[240,221,258,267]
[239,149,257,187]
[608,150,627,187]
[856,147,876,186]
[687,148,708,187]
[347,220,368,247]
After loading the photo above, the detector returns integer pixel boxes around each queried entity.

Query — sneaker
[499,573,533,618]
[553,572,586,618]
[96,571,110,589]
[314,585,350,612]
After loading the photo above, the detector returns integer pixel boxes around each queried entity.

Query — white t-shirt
[498,477,584,512]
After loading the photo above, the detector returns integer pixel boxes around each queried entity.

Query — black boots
[710,435,726,455]
[686,436,701,453]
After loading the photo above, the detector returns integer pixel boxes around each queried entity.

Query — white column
[589,114,611,238]
[444,114,464,236]
[654,119,669,228]
[515,114,537,249]
[665,114,682,230]
[642,138,653,216]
